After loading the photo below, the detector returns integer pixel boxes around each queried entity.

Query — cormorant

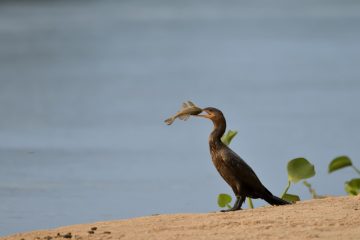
[196,107,290,211]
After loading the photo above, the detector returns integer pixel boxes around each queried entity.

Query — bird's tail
[264,194,291,206]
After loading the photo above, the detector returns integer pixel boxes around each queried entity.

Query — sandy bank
[3,195,360,240]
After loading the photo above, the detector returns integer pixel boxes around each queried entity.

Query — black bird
[195,107,290,211]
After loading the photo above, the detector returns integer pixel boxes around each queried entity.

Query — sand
[3,195,360,240]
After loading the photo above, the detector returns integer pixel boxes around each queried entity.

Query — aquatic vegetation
[345,179,360,195]
[217,193,232,209]
[281,158,316,202]
[303,180,324,199]
[220,130,238,146]
[328,156,360,195]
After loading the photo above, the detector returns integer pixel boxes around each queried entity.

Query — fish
[165,101,202,125]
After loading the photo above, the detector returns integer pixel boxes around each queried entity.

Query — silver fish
[165,101,202,125]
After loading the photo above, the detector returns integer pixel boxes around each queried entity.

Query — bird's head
[196,107,225,122]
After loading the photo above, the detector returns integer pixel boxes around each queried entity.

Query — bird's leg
[221,196,243,212]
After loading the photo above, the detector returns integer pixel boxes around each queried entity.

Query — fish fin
[183,115,190,121]
[187,101,195,107]
[164,117,174,125]
[181,102,188,109]
[178,114,186,120]
[179,114,190,121]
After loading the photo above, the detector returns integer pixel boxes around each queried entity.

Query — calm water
[1,0,360,236]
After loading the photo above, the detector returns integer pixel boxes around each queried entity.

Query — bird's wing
[219,146,270,195]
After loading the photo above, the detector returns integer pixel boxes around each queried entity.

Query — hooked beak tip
[195,110,210,118]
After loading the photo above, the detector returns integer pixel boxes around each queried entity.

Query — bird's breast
[210,149,239,189]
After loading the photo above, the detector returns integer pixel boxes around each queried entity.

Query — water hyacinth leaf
[217,193,232,208]
[344,178,360,196]
[221,130,238,146]
[287,158,315,183]
[282,193,300,203]
[328,156,352,173]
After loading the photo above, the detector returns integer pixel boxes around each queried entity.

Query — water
[1,0,360,236]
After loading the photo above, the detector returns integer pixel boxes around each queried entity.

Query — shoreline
[2,195,360,240]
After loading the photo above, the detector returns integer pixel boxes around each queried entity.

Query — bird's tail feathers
[264,195,291,206]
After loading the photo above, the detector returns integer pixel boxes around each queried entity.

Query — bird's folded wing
[219,148,266,191]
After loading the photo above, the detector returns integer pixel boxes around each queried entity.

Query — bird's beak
[195,109,211,119]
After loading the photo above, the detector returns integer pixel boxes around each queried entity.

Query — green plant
[303,180,324,199]
[328,156,359,174]
[221,130,238,146]
[281,158,316,202]
[345,179,360,196]
[217,193,232,209]
[328,156,360,195]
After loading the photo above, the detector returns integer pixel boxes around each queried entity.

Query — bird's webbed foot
[220,207,242,212]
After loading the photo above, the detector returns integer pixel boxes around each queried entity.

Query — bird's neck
[209,118,226,147]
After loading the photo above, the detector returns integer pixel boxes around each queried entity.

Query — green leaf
[287,158,315,183]
[217,193,232,208]
[328,156,352,173]
[345,178,360,196]
[281,193,300,203]
[221,130,238,146]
